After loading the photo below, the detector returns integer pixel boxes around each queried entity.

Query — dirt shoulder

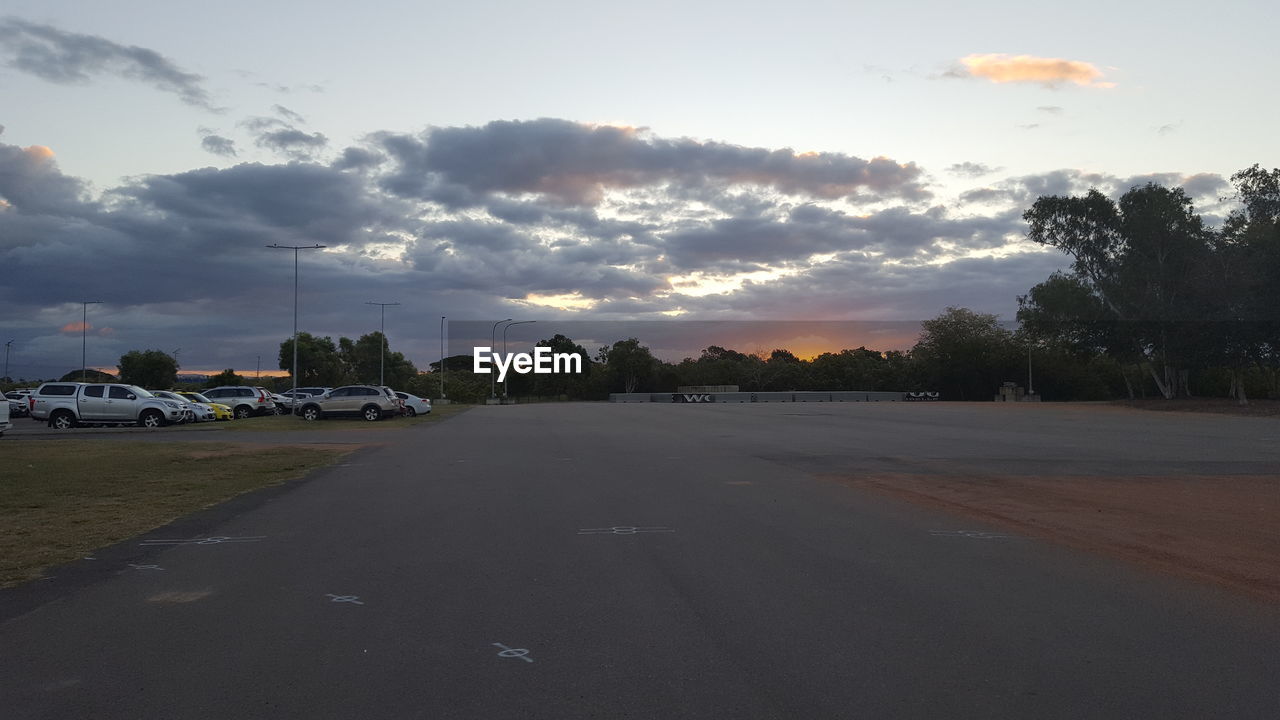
[835,470,1280,604]
[1111,397,1280,418]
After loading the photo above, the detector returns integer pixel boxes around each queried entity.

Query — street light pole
[502,320,536,399]
[365,302,400,386]
[1027,345,1034,396]
[490,318,511,399]
[4,339,12,382]
[267,244,325,411]
[440,316,447,400]
[80,301,103,381]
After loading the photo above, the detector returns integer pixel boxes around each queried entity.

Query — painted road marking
[493,643,534,663]
[577,526,676,535]
[326,594,365,605]
[128,564,164,571]
[139,536,266,546]
[929,530,1018,540]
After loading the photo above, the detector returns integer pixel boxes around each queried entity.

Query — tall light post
[79,301,103,381]
[3,339,12,382]
[440,316,447,401]
[490,318,511,400]
[267,244,325,410]
[365,301,400,386]
[502,320,535,399]
[1027,345,1034,397]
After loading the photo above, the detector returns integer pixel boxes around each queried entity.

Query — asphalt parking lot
[2,402,1278,719]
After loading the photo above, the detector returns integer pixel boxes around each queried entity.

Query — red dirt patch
[833,472,1280,604]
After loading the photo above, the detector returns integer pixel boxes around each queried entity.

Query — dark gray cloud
[958,169,1230,217]
[0,142,92,217]
[242,116,328,159]
[256,128,328,158]
[377,118,929,206]
[332,146,384,171]
[0,18,215,109]
[272,104,306,124]
[946,162,999,178]
[200,134,237,157]
[0,122,1236,378]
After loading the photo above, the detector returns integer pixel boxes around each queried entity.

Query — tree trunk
[1234,369,1250,406]
[1121,366,1135,400]
[1147,364,1174,399]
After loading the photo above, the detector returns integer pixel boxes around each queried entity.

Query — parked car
[5,391,30,418]
[379,386,406,415]
[177,391,233,421]
[201,386,277,419]
[269,393,292,415]
[152,390,208,422]
[0,391,10,437]
[29,382,188,429]
[395,391,432,417]
[295,385,401,422]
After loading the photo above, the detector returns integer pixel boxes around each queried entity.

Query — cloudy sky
[0,0,1275,378]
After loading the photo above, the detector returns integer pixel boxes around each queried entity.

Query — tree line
[1019,165,1280,403]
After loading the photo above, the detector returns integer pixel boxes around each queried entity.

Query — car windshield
[185,393,212,403]
[129,386,154,398]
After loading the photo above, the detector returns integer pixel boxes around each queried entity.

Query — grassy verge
[185,402,472,432]
[0,441,352,587]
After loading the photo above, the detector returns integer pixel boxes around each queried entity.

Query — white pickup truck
[29,382,189,429]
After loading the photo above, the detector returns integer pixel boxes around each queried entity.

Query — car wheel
[301,405,321,421]
[51,411,76,430]
[139,410,166,428]
[362,405,381,422]
[405,407,416,417]
[234,405,252,419]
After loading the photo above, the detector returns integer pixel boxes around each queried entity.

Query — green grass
[0,441,353,587]
[177,402,472,432]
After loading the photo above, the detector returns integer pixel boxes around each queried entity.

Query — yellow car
[178,392,234,421]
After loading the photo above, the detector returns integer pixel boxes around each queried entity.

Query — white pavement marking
[929,530,1019,540]
[325,594,365,605]
[492,643,534,663]
[139,536,266,546]
[577,526,676,535]
[127,564,164,571]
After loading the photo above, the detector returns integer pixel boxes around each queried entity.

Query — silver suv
[296,385,400,421]
[201,386,277,419]
[29,382,188,428]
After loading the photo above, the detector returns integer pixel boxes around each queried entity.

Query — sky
[0,0,1275,379]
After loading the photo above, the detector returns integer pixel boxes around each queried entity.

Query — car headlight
[163,401,180,409]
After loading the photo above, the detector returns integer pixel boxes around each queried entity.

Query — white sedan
[395,392,432,417]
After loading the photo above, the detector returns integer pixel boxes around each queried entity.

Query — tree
[1024,183,1213,398]
[601,338,658,393]
[117,349,178,389]
[205,368,244,387]
[279,333,345,386]
[911,307,1018,400]
[1213,165,1280,403]
[338,332,417,387]
[516,334,593,398]
[59,368,116,383]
